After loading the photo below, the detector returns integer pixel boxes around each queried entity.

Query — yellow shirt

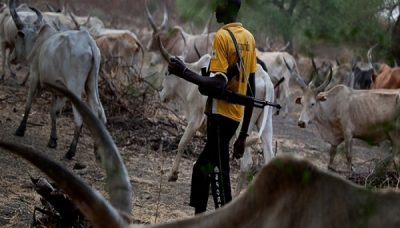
[207,23,257,122]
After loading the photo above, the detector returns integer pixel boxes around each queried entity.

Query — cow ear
[295,97,301,104]
[316,94,327,102]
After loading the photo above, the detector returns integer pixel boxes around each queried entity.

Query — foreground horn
[0,141,126,228]
[9,0,24,30]
[45,82,133,215]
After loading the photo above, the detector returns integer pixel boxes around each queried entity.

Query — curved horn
[367,43,378,70]
[316,67,333,93]
[284,57,307,90]
[145,0,158,32]
[29,7,44,26]
[44,82,133,215]
[158,37,172,62]
[278,42,290,52]
[9,0,24,30]
[194,42,201,59]
[45,2,56,12]
[160,2,169,31]
[0,141,126,228]
[68,11,80,30]
[311,58,318,72]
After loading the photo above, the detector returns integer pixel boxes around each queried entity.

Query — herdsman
[168,0,257,214]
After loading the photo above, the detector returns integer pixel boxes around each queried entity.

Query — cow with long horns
[288,62,400,172]
[145,0,214,63]
[9,0,106,159]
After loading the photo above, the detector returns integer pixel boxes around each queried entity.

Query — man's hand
[168,56,187,77]
[233,133,247,159]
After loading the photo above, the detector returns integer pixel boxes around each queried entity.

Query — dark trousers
[189,114,239,213]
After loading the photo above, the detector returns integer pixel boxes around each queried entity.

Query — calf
[9,0,106,159]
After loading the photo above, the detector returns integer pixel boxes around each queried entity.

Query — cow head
[285,58,332,128]
[145,0,171,51]
[351,44,378,89]
[9,0,47,64]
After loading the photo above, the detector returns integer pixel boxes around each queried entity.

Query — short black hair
[220,0,241,15]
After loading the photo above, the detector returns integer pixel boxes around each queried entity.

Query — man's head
[215,0,241,24]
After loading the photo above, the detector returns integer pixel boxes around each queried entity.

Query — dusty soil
[0,64,392,227]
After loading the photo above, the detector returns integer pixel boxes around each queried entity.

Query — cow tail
[89,38,107,124]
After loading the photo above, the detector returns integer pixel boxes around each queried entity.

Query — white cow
[9,0,106,159]
[159,41,275,181]
[256,50,300,117]
[289,63,400,172]
[2,85,400,228]
[145,0,214,63]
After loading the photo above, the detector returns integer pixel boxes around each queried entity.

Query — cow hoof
[168,172,179,182]
[64,150,75,160]
[47,138,57,148]
[15,127,25,137]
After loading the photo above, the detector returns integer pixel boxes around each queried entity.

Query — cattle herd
[1,0,400,227]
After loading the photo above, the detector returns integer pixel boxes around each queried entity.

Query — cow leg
[47,96,66,149]
[168,118,202,182]
[20,72,30,87]
[7,55,16,78]
[344,137,354,172]
[64,105,83,160]
[15,77,39,136]
[328,145,338,171]
[259,109,274,163]
[0,44,7,80]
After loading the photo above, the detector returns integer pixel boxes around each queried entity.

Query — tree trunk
[391,11,400,66]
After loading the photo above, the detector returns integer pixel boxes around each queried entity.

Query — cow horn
[145,0,158,32]
[160,2,168,31]
[284,57,307,90]
[158,37,172,62]
[29,7,44,26]
[367,43,378,71]
[194,42,201,59]
[0,141,127,228]
[9,0,24,30]
[311,58,318,73]
[68,11,80,30]
[45,2,56,12]
[45,82,133,215]
[316,67,333,93]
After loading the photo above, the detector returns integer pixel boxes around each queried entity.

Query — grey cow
[9,0,106,159]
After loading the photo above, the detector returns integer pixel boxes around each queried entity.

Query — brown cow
[371,64,400,89]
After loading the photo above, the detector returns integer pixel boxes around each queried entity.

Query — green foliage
[176,0,397,58]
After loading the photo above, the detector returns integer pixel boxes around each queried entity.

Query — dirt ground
[0,62,392,227]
